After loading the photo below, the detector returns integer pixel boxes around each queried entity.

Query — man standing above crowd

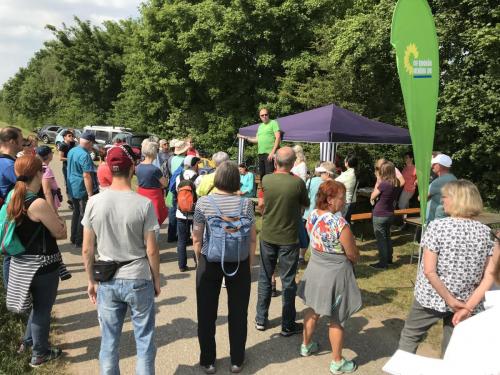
[255,146,309,336]
[426,153,456,223]
[82,145,160,374]
[238,107,281,179]
[67,131,98,247]
[0,126,23,288]
[58,130,76,209]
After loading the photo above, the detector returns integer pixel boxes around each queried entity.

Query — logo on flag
[404,43,433,79]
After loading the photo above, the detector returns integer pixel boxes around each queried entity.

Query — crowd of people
[0,109,498,374]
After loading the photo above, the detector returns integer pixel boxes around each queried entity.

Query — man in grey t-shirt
[427,154,457,223]
[82,145,161,374]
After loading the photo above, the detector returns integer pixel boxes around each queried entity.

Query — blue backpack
[205,196,252,276]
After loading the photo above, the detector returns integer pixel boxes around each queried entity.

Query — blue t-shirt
[67,146,98,199]
[427,173,457,223]
[239,172,255,197]
[0,155,16,200]
[136,163,163,188]
[303,176,322,220]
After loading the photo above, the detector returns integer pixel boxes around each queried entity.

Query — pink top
[97,163,113,188]
[42,165,61,209]
[401,164,417,192]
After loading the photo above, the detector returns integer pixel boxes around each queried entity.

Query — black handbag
[93,257,144,282]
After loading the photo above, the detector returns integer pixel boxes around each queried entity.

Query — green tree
[46,17,134,123]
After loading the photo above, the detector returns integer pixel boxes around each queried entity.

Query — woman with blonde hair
[370,161,399,269]
[291,144,307,181]
[399,180,498,354]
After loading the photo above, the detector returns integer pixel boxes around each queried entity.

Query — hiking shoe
[300,341,319,357]
[255,321,266,331]
[329,358,357,374]
[280,322,303,337]
[201,364,216,374]
[179,266,188,272]
[29,348,62,368]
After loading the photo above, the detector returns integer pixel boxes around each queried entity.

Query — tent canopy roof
[239,104,411,144]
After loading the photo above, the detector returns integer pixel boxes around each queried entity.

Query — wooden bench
[350,208,420,222]
[350,208,420,242]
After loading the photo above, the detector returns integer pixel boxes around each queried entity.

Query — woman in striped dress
[6,155,67,367]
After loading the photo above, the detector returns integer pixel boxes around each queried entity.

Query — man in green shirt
[255,146,309,337]
[238,107,281,179]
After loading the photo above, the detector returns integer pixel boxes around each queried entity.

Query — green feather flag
[391,0,439,224]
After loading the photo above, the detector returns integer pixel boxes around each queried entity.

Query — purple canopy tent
[237,104,411,163]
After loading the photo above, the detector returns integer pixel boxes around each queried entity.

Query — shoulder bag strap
[235,197,245,217]
[207,195,222,216]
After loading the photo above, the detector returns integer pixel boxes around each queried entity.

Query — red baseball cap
[106,145,135,173]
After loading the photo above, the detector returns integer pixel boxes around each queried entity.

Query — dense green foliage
[0,0,498,206]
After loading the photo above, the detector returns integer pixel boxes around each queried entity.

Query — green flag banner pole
[391,0,439,226]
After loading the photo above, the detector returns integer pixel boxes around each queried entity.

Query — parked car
[55,128,82,148]
[83,125,133,145]
[113,132,151,149]
[37,125,63,144]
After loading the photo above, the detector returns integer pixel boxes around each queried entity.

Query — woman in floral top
[297,180,361,374]
[399,180,499,355]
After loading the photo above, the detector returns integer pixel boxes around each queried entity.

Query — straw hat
[174,140,188,155]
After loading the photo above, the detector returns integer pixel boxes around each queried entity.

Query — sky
[0,0,142,88]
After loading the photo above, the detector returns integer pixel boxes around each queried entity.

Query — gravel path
[50,156,437,374]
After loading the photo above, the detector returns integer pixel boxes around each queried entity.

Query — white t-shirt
[335,168,357,203]
[291,162,307,181]
[82,189,159,280]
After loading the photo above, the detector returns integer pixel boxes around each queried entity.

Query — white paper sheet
[382,350,454,375]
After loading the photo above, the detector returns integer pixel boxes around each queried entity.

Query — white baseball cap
[431,154,452,168]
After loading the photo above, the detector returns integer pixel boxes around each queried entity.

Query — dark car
[37,125,63,144]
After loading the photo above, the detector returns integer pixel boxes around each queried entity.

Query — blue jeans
[23,269,59,357]
[256,240,299,329]
[176,218,192,269]
[373,215,394,266]
[97,279,156,375]
[167,199,178,242]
